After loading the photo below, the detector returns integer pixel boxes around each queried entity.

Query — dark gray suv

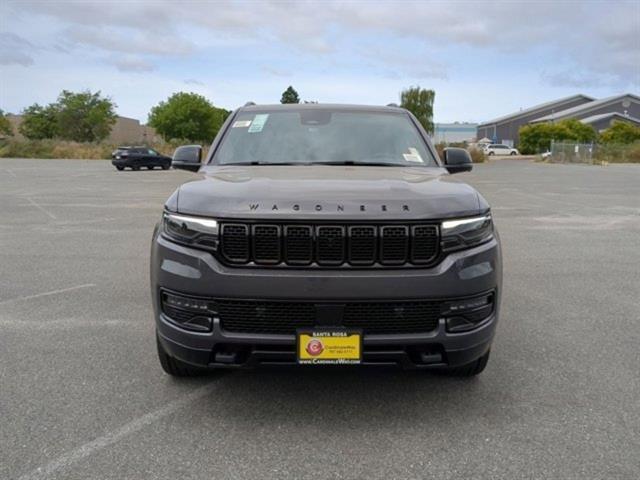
[151,104,502,376]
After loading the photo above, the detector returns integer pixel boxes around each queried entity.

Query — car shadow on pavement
[173,367,501,432]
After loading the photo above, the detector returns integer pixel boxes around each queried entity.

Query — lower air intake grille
[218,299,442,335]
[217,300,316,334]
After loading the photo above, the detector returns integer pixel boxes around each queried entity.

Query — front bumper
[151,228,502,370]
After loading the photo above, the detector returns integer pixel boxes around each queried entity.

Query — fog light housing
[161,291,216,332]
[443,292,494,333]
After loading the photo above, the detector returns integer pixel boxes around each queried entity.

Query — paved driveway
[1,159,639,479]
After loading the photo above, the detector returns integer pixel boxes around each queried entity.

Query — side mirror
[443,147,473,174]
[172,145,202,172]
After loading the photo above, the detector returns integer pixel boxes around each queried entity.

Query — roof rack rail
[244,101,256,107]
[386,103,399,107]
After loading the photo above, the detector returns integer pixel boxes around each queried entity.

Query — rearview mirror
[172,145,203,172]
[443,148,473,174]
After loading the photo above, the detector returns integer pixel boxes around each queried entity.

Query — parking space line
[0,284,96,305]
[17,382,218,480]
[26,197,57,220]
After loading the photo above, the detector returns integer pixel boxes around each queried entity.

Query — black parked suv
[112,146,171,171]
[151,104,502,376]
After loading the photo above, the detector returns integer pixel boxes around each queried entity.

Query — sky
[1,0,639,124]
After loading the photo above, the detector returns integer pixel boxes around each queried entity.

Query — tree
[518,119,597,154]
[554,119,597,143]
[19,103,59,140]
[599,121,640,144]
[280,86,300,104]
[55,90,117,142]
[400,86,435,134]
[148,92,228,142]
[0,109,13,137]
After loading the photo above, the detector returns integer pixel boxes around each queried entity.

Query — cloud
[184,79,205,86]
[0,32,35,66]
[261,66,292,78]
[67,26,193,56]
[109,55,155,72]
[540,69,628,89]
[3,0,639,86]
[360,47,449,80]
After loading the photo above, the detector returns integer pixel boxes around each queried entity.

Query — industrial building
[432,122,478,144]
[477,93,639,146]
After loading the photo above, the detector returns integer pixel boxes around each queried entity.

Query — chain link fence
[549,141,596,164]
[549,141,640,164]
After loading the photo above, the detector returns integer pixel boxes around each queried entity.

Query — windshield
[212,109,438,167]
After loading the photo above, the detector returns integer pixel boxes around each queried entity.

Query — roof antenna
[387,103,399,107]
[244,101,256,107]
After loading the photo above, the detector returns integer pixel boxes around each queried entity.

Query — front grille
[380,226,409,265]
[220,222,439,267]
[218,299,442,335]
[220,224,249,262]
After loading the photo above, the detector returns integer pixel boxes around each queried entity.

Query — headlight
[161,211,219,251]
[441,214,493,252]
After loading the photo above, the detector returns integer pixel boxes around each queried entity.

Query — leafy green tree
[280,86,300,104]
[55,90,117,142]
[148,92,228,142]
[518,119,597,154]
[400,86,435,134]
[599,121,640,144]
[19,103,59,140]
[555,119,597,143]
[0,109,13,137]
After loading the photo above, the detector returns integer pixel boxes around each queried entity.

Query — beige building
[5,114,162,145]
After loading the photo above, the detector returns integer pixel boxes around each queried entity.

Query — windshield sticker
[403,147,424,163]
[232,120,252,128]
[248,114,269,133]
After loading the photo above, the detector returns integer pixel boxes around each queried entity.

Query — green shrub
[599,121,640,144]
[519,119,597,154]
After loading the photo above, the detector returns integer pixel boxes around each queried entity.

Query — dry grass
[594,142,640,164]
[435,143,485,164]
[0,139,195,160]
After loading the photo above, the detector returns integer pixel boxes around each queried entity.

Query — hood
[173,165,483,220]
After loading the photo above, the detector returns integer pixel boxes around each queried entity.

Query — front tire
[443,350,490,377]
[488,151,494,156]
[116,166,124,171]
[510,151,517,156]
[156,335,207,377]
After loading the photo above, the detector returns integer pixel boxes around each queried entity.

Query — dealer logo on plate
[305,338,324,356]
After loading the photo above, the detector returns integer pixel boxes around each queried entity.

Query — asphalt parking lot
[1,158,639,479]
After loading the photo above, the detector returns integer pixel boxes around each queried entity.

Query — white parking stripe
[17,382,218,480]
[26,197,57,220]
[0,284,96,305]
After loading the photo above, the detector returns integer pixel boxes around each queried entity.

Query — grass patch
[0,139,188,160]
[593,142,640,164]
